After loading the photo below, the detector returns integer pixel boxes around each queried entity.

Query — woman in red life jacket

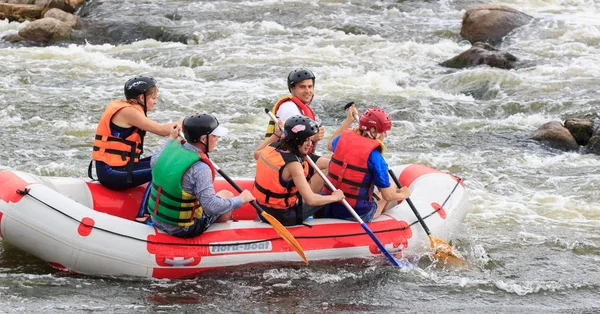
[319,106,411,222]
[253,115,344,226]
[89,76,181,190]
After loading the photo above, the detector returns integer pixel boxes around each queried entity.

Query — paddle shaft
[211,162,267,215]
[305,157,364,223]
[388,170,431,235]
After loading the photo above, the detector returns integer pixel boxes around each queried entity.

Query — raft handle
[164,257,195,266]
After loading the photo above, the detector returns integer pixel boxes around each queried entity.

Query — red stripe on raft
[48,262,71,272]
[430,202,447,219]
[0,212,4,239]
[78,217,95,236]
[0,171,31,203]
[398,164,464,188]
[398,164,442,188]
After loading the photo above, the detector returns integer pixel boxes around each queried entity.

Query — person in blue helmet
[89,76,181,190]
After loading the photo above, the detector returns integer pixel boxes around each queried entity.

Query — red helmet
[359,108,391,134]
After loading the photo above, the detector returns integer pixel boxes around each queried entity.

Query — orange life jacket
[323,130,383,211]
[264,96,317,139]
[92,100,145,167]
[253,144,309,210]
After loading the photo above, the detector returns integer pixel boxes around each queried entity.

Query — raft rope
[16,178,461,247]
[404,176,463,228]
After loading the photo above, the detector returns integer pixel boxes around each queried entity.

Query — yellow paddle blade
[260,211,309,265]
[428,234,467,267]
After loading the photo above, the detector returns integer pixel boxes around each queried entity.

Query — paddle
[265,109,408,268]
[178,132,308,265]
[388,169,465,265]
[343,104,465,265]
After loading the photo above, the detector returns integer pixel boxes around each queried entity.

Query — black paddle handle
[388,169,432,235]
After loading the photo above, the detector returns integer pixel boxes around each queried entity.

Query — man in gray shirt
[147,113,255,238]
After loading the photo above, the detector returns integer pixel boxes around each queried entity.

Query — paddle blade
[428,234,467,266]
[260,211,309,265]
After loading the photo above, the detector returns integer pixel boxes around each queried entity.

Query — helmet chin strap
[198,134,211,155]
[133,96,148,116]
[143,96,147,116]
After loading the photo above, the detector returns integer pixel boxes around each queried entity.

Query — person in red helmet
[318,105,411,222]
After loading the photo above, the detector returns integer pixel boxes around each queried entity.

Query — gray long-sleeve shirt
[150,139,242,234]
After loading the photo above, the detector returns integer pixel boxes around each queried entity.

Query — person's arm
[114,106,181,136]
[185,163,243,216]
[253,119,284,160]
[314,154,329,173]
[286,162,344,206]
[369,151,411,201]
[276,102,302,123]
[327,104,358,151]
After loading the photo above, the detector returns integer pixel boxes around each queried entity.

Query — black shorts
[257,203,323,226]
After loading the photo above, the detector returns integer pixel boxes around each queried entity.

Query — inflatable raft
[0,164,468,279]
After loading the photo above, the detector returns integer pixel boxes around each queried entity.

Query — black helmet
[183,113,219,143]
[287,68,315,92]
[284,115,318,142]
[124,76,157,100]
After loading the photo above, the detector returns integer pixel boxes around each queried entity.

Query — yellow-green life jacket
[147,140,208,227]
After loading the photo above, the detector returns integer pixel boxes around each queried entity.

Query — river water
[1,0,599,313]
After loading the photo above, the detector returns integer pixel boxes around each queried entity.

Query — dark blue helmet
[124,76,156,100]
[287,68,315,92]
[284,115,318,142]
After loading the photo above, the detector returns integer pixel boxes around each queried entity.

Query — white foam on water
[262,267,372,284]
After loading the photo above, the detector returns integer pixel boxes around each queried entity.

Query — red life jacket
[323,129,383,212]
[264,96,317,139]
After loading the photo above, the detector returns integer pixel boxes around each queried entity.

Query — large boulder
[586,125,600,154]
[18,17,72,42]
[44,7,79,28]
[563,118,594,146]
[67,0,84,11]
[460,5,533,45]
[0,3,44,22]
[532,121,579,151]
[34,0,75,13]
[440,42,517,69]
